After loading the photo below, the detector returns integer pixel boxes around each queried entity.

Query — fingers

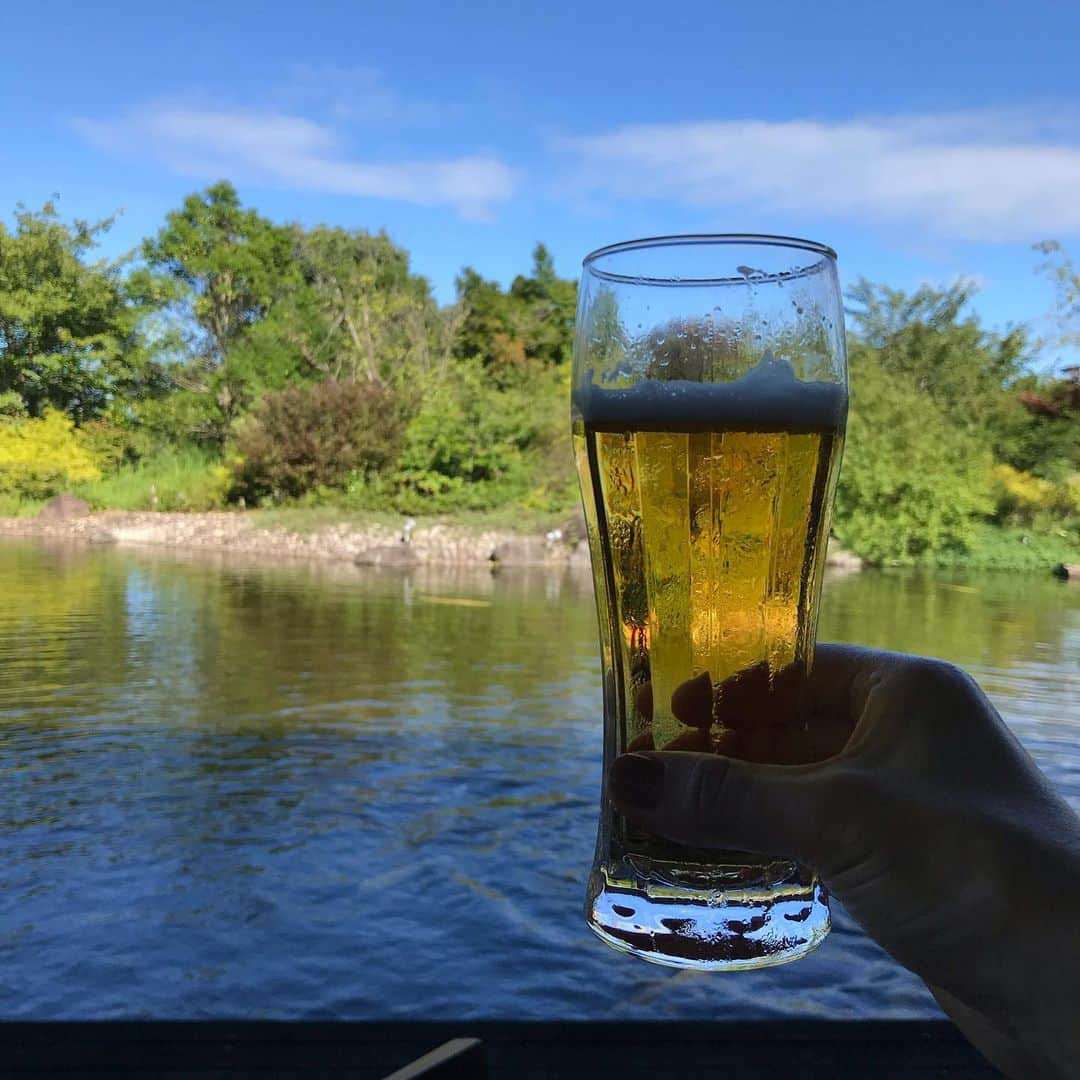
[623,645,895,770]
[611,749,837,866]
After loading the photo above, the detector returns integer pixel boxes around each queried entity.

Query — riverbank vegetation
[1,184,1077,567]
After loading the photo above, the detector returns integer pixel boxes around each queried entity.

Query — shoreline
[0,510,584,568]
[0,508,868,573]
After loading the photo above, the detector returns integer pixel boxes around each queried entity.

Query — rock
[37,493,91,521]
[1052,563,1080,582]
[825,538,864,571]
[491,536,550,567]
[354,544,419,567]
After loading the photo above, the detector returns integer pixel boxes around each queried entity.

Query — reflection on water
[0,540,1077,1019]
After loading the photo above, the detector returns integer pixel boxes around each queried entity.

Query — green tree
[454,244,577,374]
[508,243,578,367]
[282,226,441,389]
[844,277,1030,451]
[137,182,299,431]
[1035,240,1080,342]
[0,201,149,421]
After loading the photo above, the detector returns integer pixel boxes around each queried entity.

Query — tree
[141,182,296,364]
[1035,240,1080,344]
[508,244,578,367]
[454,244,577,374]
[137,182,299,430]
[282,227,440,388]
[844,277,1030,449]
[0,201,147,421]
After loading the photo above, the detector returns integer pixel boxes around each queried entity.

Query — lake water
[1,539,1077,1020]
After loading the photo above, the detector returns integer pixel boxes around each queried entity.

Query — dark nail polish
[612,753,665,810]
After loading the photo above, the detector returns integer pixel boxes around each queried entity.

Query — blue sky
[4,1,1080,365]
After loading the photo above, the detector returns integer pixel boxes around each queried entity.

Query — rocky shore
[0,498,865,571]
[0,503,591,568]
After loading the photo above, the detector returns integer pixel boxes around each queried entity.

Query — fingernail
[611,753,664,810]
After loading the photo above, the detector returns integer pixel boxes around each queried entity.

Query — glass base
[585,857,831,971]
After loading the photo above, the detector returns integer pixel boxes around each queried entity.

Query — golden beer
[574,377,845,762]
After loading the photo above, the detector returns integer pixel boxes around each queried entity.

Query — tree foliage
[284,226,441,388]
[0,202,149,421]
[393,359,562,507]
[836,354,994,563]
[137,181,299,432]
[454,244,577,374]
[0,182,1074,570]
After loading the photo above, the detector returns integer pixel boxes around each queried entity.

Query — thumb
[610,750,839,867]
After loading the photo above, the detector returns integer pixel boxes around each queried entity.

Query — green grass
[0,492,46,517]
[75,447,229,512]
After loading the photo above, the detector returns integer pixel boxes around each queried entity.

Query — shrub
[992,463,1080,524]
[834,358,994,564]
[391,360,561,510]
[230,378,403,501]
[0,410,102,498]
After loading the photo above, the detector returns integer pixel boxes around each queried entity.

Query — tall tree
[845,277,1030,450]
[508,243,578,367]
[454,244,577,373]
[140,182,296,364]
[1035,240,1080,346]
[283,227,439,388]
[135,182,299,431]
[0,201,146,421]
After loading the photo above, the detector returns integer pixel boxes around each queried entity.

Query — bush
[391,360,562,511]
[230,379,403,502]
[991,463,1080,524]
[77,446,231,511]
[834,358,995,564]
[0,410,102,498]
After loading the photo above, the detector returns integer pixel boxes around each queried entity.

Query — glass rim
[582,233,838,286]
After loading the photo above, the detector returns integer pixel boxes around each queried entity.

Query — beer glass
[573,235,847,970]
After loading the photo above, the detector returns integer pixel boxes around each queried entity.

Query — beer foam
[576,353,847,430]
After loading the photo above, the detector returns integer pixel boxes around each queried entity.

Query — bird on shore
[401,518,417,544]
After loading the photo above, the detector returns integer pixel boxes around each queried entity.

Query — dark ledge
[1,1019,997,1078]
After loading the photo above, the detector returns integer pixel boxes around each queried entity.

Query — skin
[610,645,1080,1079]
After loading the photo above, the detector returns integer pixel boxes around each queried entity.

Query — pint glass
[573,235,848,970]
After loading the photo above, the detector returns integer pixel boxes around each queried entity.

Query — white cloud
[280,64,445,126]
[559,111,1080,240]
[73,102,516,219]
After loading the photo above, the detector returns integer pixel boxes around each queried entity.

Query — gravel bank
[0,511,581,567]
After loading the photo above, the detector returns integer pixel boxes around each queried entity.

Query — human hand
[611,646,1080,1079]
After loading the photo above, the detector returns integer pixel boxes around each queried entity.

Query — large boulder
[37,493,91,521]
